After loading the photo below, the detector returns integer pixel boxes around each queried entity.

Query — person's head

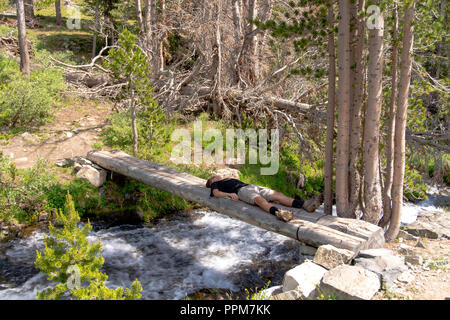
[206,175,223,188]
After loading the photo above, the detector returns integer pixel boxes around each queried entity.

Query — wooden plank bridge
[87,150,385,255]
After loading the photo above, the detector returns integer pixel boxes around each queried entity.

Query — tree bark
[159,0,166,72]
[335,0,351,218]
[91,3,100,58]
[231,0,244,85]
[130,89,139,157]
[436,0,446,79]
[348,0,366,218]
[55,0,62,25]
[380,3,399,228]
[248,0,259,81]
[324,1,336,216]
[16,0,30,76]
[144,0,152,57]
[385,2,415,242]
[136,0,144,34]
[24,0,35,21]
[150,0,160,75]
[363,1,384,224]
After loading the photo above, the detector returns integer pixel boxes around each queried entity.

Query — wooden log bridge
[87,150,385,255]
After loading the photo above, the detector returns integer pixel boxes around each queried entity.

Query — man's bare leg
[269,191,323,212]
[254,195,273,213]
[254,195,293,222]
[269,192,296,207]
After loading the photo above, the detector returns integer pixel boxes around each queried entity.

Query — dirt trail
[0,101,112,169]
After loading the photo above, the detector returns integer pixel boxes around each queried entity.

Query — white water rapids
[0,188,446,300]
[0,210,299,300]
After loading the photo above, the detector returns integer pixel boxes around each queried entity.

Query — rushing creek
[0,209,300,300]
[0,191,446,300]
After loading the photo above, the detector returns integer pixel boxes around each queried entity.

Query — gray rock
[76,165,107,187]
[415,239,428,249]
[397,230,419,241]
[74,157,93,166]
[56,158,74,167]
[320,265,381,300]
[397,270,415,284]
[358,248,396,258]
[259,286,283,300]
[354,254,407,291]
[38,213,49,222]
[405,255,423,266]
[72,162,83,174]
[313,244,355,270]
[299,243,317,256]
[404,211,450,239]
[271,289,302,300]
[282,261,328,299]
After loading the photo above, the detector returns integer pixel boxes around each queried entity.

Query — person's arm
[212,189,239,200]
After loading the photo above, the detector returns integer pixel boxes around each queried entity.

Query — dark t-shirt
[210,179,248,197]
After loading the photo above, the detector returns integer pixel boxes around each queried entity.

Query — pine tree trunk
[248,0,259,82]
[159,0,165,72]
[24,0,35,21]
[324,0,336,216]
[348,0,366,218]
[436,0,446,79]
[136,0,144,34]
[55,0,62,25]
[231,0,244,85]
[131,89,139,157]
[380,3,399,228]
[16,0,30,76]
[385,2,415,242]
[144,0,152,56]
[362,1,384,224]
[150,0,160,76]
[92,3,100,58]
[336,0,351,217]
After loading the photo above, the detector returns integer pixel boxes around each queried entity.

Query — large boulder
[76,165,107,187]
[353,253,407,291]
[313,244,355,270]
[403,210,450,239]
[282,261,328,299]
[320,265,381,300]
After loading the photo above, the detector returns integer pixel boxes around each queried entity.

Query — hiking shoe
[302,193,324,213]
[275,209,294,222]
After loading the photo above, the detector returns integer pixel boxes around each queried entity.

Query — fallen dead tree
[0,36,34,59]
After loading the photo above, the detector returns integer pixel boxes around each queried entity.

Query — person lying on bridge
[206,176,323,222]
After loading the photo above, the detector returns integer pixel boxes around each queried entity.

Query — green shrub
[0,152,99,223]
[0,55,66,130]
[0,155,56,223]
[44,179,100,217]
